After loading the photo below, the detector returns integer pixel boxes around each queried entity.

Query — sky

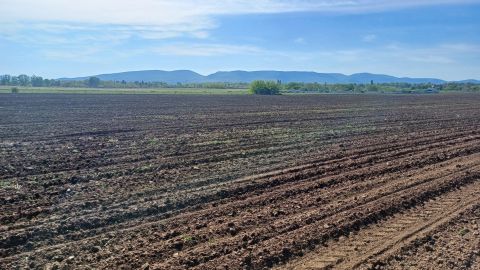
[0,0,479,80]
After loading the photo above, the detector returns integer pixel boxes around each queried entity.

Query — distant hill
[457,79,480,84]
[60,70,204,84]
[60,70,473,84]
[205,71,349,83]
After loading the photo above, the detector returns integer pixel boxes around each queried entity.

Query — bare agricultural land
[0,86,248,95]
[1,93,480,269]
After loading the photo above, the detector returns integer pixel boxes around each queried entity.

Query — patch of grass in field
[147,138,160,146]
[459,227,470,236]
[181,235,194,243]
[0,180,21,190]
[0,86,249,95]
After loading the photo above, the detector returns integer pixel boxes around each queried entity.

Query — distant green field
[0,86,249,95]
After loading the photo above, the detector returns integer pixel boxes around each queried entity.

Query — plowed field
[1,93,479,270]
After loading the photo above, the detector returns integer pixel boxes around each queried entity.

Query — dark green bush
[249,80,281,95]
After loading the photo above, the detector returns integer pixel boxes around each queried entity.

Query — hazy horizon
[1,0,480,80]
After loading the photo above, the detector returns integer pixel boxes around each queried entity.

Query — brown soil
[1,93,479,270]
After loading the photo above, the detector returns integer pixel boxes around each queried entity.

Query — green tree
[249,80,281,95]
[0,74,11,85]
[88,77,101,88]
[31,75,44,87]
[18,74,30,86]
[10,76,19,86]
[285,82,303,90]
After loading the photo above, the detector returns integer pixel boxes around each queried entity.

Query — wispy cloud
[2,1,478,23]
[266,42,479,79]
[294,37,306,44]
[1,0,478,42]
[40,47,104,62]
[152,43,262,56]
[309,43,476,64]
[439,43,480,53]
[362,34,377,42]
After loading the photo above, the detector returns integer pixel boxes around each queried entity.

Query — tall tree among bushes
[88,77,101,88]
[249,80,281,95]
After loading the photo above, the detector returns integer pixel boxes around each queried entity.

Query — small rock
[228,227,237,236]
[195,223,206,229]
[282,247,291,258]
[243,255,252,266]
[90,246,101,253]
[323,224,331,229]
[173,252,179,258]
[172,241,183,251]
[52,255,64,262]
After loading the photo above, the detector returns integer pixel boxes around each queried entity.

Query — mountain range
[60,70,479,84]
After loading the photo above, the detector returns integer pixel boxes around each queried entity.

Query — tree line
[0,74,249,89]
[2,74,479,93]
[281,81,480,93]
[251,81,480,95]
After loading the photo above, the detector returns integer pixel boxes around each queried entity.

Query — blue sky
[0,0,479,80]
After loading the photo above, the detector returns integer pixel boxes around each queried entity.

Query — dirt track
[1,94,479,269]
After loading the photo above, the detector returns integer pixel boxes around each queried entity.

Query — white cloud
[362,34,377,42]
[152,43,262,56]
[271,42,479,79]
[0,0,478,41]
[1,1,478,24]
[41,48,103,62]
[383,43,480,64]
[439,43,480,53]
[294,37,306,44]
